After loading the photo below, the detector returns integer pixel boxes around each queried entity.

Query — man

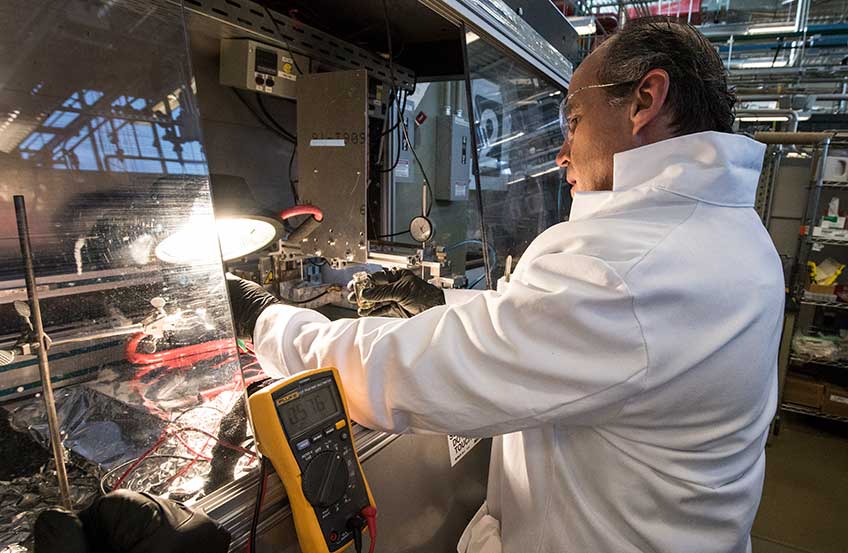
[228,17,783,553]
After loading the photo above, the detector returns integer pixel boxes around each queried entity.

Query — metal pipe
[753,131,835,145]
[840,79,847,114]
[13,195,72,510]
[738,93,848,101]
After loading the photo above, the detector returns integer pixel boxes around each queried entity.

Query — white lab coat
[253,131,783,553]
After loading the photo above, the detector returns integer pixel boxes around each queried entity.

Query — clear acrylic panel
[0,1,253,548]
[464,34,569,286]
[388,38,568,289]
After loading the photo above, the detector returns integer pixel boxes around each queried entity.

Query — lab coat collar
[570,131,765,221]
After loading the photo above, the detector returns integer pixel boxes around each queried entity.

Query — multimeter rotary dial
[302,451,349,508]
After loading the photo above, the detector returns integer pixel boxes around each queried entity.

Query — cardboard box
[809,284,837,295]
[784,375,825,410]
[823,384,848,418]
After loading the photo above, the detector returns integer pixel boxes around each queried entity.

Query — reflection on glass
[465,35,569,284]
[0,1,253,547]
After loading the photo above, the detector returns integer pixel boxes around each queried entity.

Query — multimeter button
[339,431,349,441]
[311,433,323,443]
[296,438,311,451]
[335,419,346,430]
[324,426,335,436]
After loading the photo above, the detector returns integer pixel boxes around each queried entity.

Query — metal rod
[753,131,835,144]
[727,35,734,67]
[763,148,783,228]
[738,93,848,101]
[421,183,427,218]
[13,195,72,510]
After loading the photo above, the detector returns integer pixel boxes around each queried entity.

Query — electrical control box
[219,39,302,100]
[434,115,470,201]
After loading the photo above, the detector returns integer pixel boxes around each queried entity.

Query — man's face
[555,45,637,196]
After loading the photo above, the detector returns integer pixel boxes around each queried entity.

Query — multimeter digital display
[249,367,375,553]
[278,384,340,436]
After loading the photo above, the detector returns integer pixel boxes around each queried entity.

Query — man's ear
[629,68,670,136]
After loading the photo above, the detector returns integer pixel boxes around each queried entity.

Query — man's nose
[555,139,570,168]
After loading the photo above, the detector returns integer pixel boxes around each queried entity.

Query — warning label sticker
[448,435,481,467]
[395,159,410,178]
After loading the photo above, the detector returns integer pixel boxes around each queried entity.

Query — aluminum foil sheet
[0,460,98,551]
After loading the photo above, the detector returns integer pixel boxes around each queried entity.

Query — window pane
[0,2,252,547]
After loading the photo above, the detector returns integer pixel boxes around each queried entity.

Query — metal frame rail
[178,0,416,91]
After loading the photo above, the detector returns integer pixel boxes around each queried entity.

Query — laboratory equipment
[219,39,300,100]
[0,0,575,550]
[248,368,375,553]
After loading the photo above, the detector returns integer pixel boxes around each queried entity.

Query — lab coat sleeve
[253,252,648,437]
[443,288,484,305]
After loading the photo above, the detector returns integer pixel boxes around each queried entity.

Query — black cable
[376,230,410,238]
[376,136,402,173]
[348,514,365,553]
[380,0,433,216]
[377,89,409,173]
[288,143,299,204]
[380,88,403,137]
[263,6,304,75]
[256,93,297,141]
[250,457,268,553]
[232,88,295,144]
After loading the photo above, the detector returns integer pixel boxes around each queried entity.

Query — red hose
[280,204,323,221]
[125,334,233,365]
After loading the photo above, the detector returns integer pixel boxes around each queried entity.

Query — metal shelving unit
[781,402,848,423]
[810,237,848,246]
[758,132,848,431]
[800,297,848,309]
[790,356,848,370]
[822,180,848,189]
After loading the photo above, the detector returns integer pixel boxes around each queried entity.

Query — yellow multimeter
[248,367,375,553]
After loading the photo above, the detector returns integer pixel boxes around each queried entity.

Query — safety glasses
[559,79,639,140]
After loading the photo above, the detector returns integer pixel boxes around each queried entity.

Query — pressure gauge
[409,216,434,243]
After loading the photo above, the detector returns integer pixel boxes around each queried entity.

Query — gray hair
[594,17,736,135]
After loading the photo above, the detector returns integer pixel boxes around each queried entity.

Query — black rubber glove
[34,490,231,553]
[225,273,279,338]
[347,268,445,318]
